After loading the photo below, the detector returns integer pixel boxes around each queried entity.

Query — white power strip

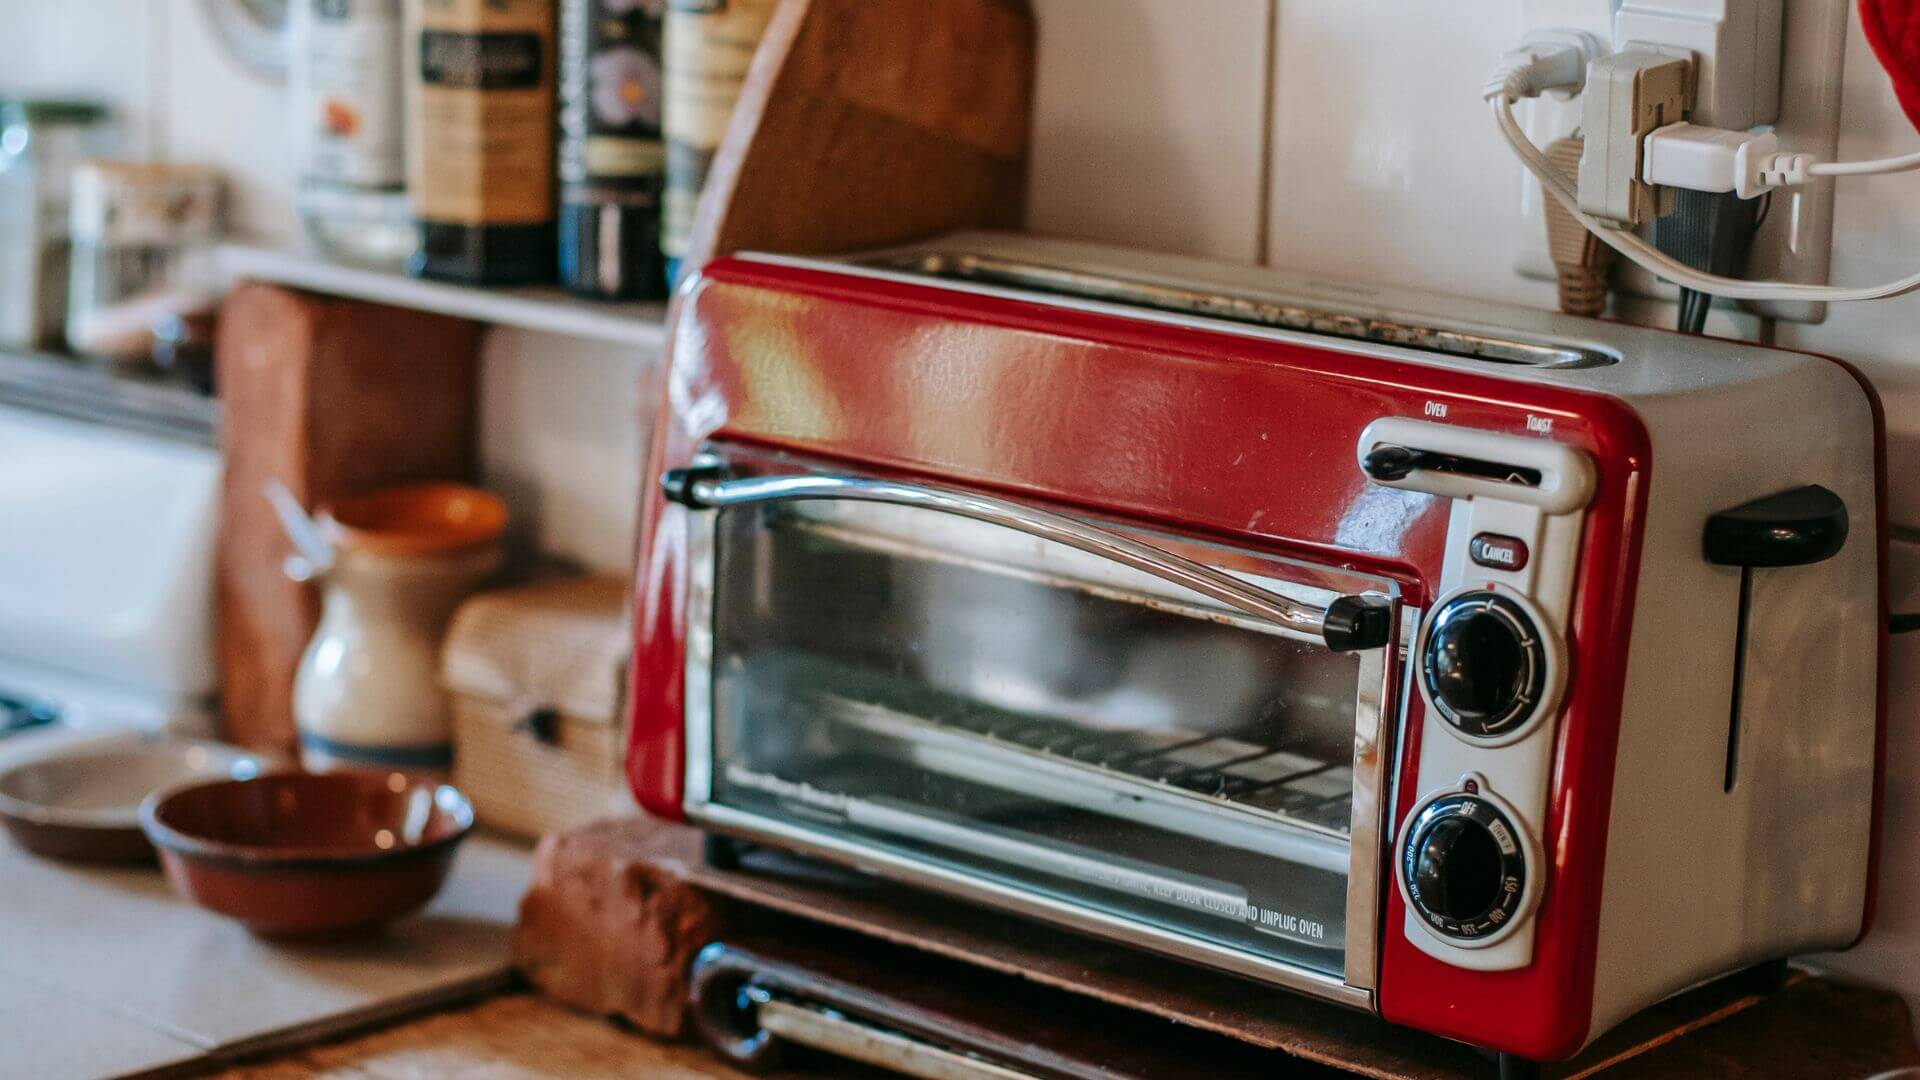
[1510,0,1850,322]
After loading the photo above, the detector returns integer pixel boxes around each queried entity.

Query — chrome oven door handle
[662,466,1392,652]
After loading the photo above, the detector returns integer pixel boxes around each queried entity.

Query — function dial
[1400,792,1529,942]
[1420,590,1550,740]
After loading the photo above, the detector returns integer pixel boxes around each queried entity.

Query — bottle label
[418,31,547,90]
[559,0,665,206]
[407,0,556,227]
[293,0,406,189]
[660,0,777,257]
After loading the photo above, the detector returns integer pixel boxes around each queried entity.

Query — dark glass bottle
[660,0,777,286]
[405,0,557,285]
[557,0,668,298]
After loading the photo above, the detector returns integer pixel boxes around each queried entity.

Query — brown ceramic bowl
[321,484,508,557]
[0,738,269,863]
[140,771,474,938]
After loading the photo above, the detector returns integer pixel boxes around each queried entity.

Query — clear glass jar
[0,99,112,350]
[297,182,416,268]
[66,161,223,366]
[290,0,416,268]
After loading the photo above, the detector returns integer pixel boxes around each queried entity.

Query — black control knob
[1401,793,1528,941]
[1421,591,1547,739]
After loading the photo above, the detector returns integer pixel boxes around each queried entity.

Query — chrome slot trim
[683,471,1366,651]
[691,800,1374,1011]
[863,252,1616,370]
[1341,613,1401,994]
[1382,606,1427,906]
[683,506,718,805]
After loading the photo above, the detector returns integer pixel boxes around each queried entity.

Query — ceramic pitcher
[291,484,507,774]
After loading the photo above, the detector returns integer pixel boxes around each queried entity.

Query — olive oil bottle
[405,0,557,284]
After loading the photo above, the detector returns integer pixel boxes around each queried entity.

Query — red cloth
[1862,0,1920,133]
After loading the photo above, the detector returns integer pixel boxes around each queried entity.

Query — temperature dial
[1401,793,1528,942]
[1421,590,1548,739]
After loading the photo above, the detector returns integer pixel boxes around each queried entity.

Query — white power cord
[1811,148,1920,177]
[1488,51,1920,303]
[1643,123,1920,197]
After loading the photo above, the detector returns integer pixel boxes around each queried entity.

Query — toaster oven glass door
[679,450,1403,1005]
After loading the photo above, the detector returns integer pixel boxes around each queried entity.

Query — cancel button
[1469,533,1530,572]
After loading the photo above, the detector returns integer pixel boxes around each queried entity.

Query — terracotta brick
[512,817,722,1039]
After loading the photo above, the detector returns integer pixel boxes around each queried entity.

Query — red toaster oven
[627,232,1885,1064]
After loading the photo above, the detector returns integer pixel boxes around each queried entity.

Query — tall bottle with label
[557,0,668,299]
[660,0,777,285]
[405,0,557,284]
[291,0,415,268]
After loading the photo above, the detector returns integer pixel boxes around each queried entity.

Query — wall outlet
[1513,0,1849,324]
[1616,0,1784,130]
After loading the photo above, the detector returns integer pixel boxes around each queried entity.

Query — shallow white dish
[0,736,268,861]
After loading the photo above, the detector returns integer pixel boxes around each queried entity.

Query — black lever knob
[1362,445,1435,482]
[661,463,730,508]
[1703,484,1848,568]
[1323,594,1394,652]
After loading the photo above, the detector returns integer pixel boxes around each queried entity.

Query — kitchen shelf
[217,245,669,350]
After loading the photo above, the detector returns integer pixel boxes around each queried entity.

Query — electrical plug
[1542,134,1614,318]
[1486,29,1607,103]
[1640,122,1817,197]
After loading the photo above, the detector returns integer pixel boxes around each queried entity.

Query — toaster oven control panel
[1360,417,1594,971]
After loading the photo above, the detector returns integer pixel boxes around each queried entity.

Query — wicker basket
[440,575,632,839]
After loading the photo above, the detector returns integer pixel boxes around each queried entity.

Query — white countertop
[0,803,531,1078]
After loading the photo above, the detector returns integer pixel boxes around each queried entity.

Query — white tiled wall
[1,4,167,157]
[9,0,1920,1016]
[1264,0,1560,309]
[1027,0,1273,263]
[476,328,653,572]
[162,2,299,247]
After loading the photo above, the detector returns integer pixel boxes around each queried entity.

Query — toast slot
[1355,418,1595,515]
[865,251,1619,371]
[1725,568,1753,793]
[1361,446,1544,490]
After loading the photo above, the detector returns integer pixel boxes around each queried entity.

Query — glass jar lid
[1,99,109,128]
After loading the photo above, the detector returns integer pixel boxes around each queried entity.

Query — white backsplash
[1027,0,1274,264]
[7,0,1920,1016]
[476,328,655,573]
